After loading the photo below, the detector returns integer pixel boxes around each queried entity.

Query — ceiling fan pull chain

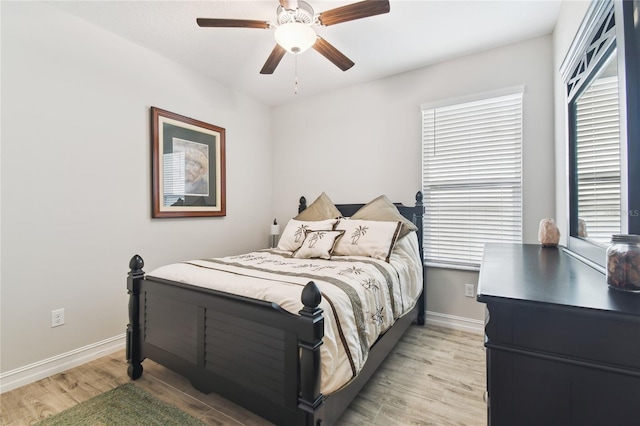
[294,54,299,95]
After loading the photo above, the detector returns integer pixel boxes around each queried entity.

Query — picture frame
[151,107,226,218]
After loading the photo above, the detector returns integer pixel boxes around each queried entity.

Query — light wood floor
[0,325,487,425]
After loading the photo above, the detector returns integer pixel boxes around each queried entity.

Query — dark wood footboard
[126,257,325,425]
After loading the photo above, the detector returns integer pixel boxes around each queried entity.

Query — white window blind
[163,151,186,206]
[575,75,621,244]
[421,90,523,269]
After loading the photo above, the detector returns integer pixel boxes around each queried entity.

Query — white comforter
[148,233,423,395]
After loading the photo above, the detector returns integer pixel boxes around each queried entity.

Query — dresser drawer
[486,348,640,426]
[486,302,640,372]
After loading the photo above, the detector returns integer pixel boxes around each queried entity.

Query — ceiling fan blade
[279,0,299,10]
[196,18,270,29]
[312,37,355,71]
[260,44,287,74]
[318,0,390,26]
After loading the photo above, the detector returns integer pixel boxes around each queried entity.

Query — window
[421,88,523,269]
[574,69,621,244]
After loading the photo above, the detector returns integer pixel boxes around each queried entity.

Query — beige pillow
[333,219,402,262]
[351,195,418,239]
[295,192,341,221]
[277,218,337,252]
[294,230,345,260]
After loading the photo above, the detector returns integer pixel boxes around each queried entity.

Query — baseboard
[0,334,126,394]
[426,311,485,335]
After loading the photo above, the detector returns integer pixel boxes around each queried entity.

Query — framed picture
[151,107,226,218]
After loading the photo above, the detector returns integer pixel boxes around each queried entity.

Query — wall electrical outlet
[464,283,476,298]
[51,308,65,327]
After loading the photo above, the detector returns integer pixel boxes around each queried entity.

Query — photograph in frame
[151,107,226,218]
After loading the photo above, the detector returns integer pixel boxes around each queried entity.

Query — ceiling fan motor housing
[277,1,315,25]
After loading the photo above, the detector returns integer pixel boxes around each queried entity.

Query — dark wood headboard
[298,191,425,261]
[298,192,424,232]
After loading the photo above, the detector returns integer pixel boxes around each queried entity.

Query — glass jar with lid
[606,234,640,292]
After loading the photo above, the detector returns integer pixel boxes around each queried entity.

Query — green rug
[37,383,206,426]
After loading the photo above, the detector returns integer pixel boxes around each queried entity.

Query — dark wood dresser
[477,243,640,426]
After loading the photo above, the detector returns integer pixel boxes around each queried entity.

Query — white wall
[272,35,556,325]
[553,1,591,243]
[1,2,272,375]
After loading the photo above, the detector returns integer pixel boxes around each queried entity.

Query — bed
[126,192,426,425]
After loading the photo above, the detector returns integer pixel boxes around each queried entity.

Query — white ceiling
[50,0,562,106]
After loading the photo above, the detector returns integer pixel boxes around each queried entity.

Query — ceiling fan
[196,0,390,74]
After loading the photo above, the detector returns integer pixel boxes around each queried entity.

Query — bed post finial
[129,254,144,273]
[301,281,321,309]
[298,281,324,422]
[127,255,145,380]
[299,196,307,214]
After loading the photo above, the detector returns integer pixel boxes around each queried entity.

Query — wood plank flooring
[0,325,487,425]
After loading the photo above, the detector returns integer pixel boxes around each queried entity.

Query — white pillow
[333,219,402,262]
[294,230,345,260]
[277,218,337,252]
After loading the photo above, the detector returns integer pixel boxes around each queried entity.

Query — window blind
[575,75,621,244]
[421,91,523,268]
[163,151,186,206]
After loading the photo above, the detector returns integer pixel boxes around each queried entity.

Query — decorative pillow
[294,192,341,221]
[333,219,402,262]
[294,230,345,260]
[277,218,337,252]
[351,195,418,239]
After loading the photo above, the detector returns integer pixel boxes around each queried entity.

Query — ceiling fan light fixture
[274,22,316,54]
